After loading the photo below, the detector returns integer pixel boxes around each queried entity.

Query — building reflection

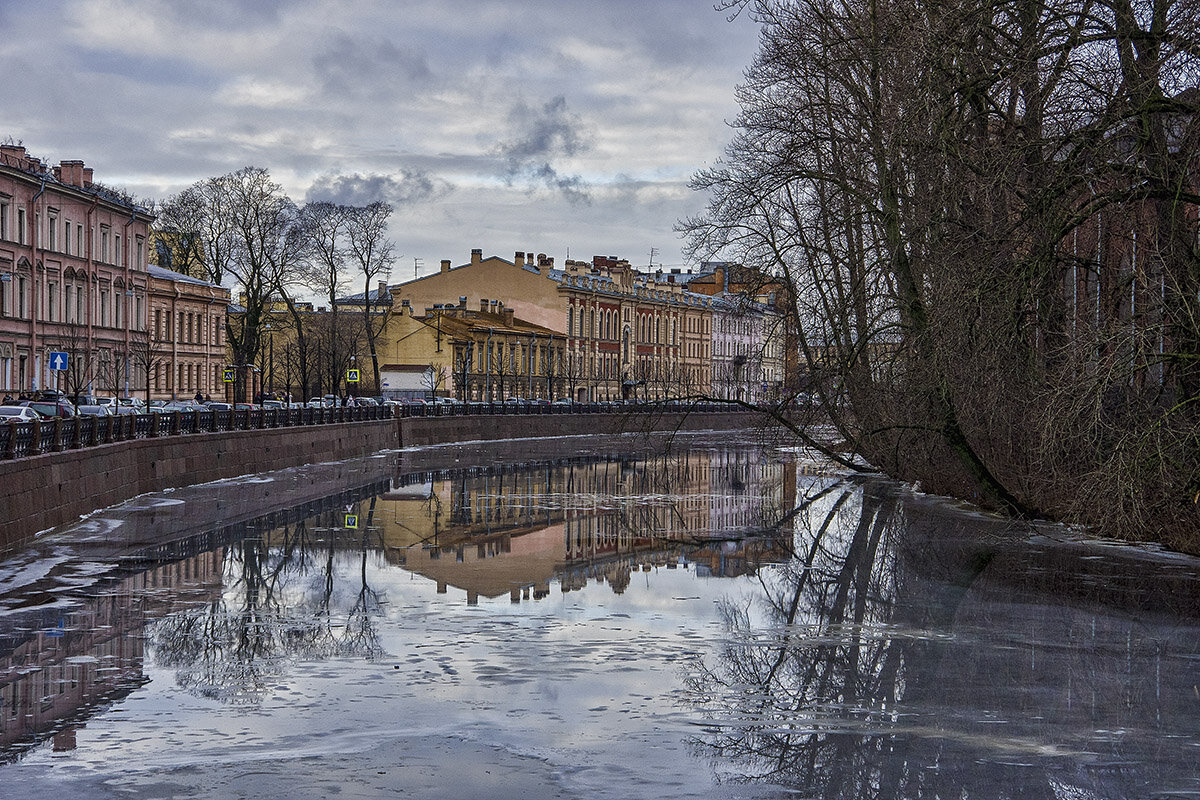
[0,550,225,761]
[0,478,389,762]
[0,448,797,762]
[374,448,797,603]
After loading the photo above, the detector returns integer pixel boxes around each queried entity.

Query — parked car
[205,401,232,411]
[76,404,114,417]
[233,402,259,411]
[22,399,77,418]
[0,405,40,422]
[261,399,284,410]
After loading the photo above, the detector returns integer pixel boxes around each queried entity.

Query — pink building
[0,144,154,398]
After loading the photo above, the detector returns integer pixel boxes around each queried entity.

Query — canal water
[1,431,1198,799]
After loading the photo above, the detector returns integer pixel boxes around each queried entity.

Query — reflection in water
[0,445,794,762]
[2,439,1200,798]
[685,479,1200,799]
[380,449,795,602]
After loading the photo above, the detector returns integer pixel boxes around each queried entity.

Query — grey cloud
[313,33,433,99]
[495,96,592,205]
[159,0,290,29]
[305,169,451,207]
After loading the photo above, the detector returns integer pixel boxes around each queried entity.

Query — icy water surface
[1,432,1199,799]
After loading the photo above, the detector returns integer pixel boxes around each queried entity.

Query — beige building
[376,298,564,400]
[145,265,230,401]
[387,248,714,402]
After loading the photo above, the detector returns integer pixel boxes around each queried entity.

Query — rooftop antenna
[649,247,659,268]
[413,257,423,278]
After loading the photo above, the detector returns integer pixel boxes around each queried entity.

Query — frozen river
[1,431,1199,799]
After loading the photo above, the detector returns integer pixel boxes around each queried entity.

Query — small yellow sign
[344,513,359,529]
[346,368,361,383]
[223,368,235,383]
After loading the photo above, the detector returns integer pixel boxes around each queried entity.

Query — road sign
[223,367,235,383]
[344,513,359,529]
[346,368,361,383]
[49,351,68,371]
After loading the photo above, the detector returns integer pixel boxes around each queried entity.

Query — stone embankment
[1,409,769,551]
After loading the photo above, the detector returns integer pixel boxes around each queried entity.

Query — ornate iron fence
[0,400,731,460]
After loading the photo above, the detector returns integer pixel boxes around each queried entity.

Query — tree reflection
[149,503,385,704]
[685,479,1013,799]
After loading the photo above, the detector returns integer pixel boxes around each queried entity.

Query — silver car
[0,405,40,422]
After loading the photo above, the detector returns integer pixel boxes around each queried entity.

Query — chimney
[0,144,25,165]
[441,259,451,274]
[58,160,86,187]
[470,248,483,265]
[503,308,515,326]
[377,280,388,298]
[458,296,467,308]
[82,167,93,187]
[480,298,489,313]
[515,251,525,266]
[490,300,498,313]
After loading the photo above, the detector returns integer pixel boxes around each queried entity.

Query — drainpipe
[28,179,46,391]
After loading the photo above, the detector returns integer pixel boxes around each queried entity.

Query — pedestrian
[2,394,11,404]
[341,394,348,407]
[194,390,203,404]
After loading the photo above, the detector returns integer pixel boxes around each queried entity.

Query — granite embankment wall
[1,419,399,550]
[1,410,772,550]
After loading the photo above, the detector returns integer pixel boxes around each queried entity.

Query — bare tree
[683,0,1200,538]
[346,202,397,392]
[421,363,449,401]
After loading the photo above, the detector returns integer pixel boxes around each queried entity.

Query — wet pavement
[1,431,1199,799]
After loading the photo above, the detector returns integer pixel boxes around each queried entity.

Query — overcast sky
[1,0,760,278]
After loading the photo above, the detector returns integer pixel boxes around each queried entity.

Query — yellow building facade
[386,248,714,402]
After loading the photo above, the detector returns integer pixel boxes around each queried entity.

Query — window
[17,209,26,245]
[0,200,8,240]
[76,225,83,256]
[17,276,26,318]
[113,234,121,266]
[100,226,110,263]
[100,289,109,326]
[63,221,70,255]
[135,237,144,269]
[75,285,83,323]
[48,213,57,251]
[47,282,57,322]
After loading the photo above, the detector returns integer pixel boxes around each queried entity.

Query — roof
[335,286,393,305]
[147,264,225,290]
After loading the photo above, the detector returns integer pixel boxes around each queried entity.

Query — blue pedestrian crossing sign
[346,368,361,383]
[344,513,359,529]
[223,367,235,383]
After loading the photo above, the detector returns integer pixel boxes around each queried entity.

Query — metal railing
[0,400,735,460]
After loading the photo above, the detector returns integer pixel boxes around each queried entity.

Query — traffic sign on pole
[223,367,235,383]
[49,351,68,371]
[346,368,361,383]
